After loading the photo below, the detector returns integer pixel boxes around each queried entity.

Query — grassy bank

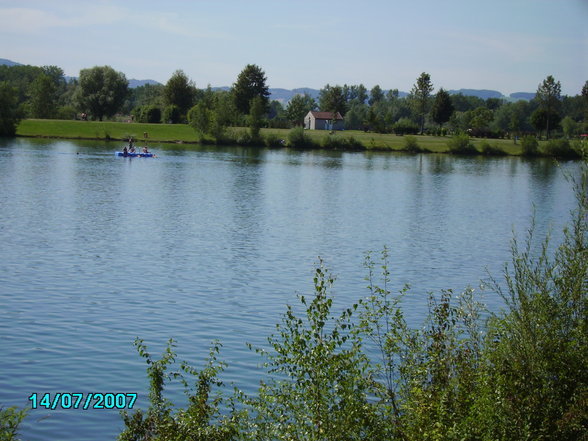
[17,118,533,155]
[16,119,198,144]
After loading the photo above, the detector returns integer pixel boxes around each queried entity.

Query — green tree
[76,66,128,121]
[285,93,316,126]
[319,84,348,116]
[410,72,434,134]
[0,82,21,136]
[485,97,503,110]
[188,91,236,141]
[561,116,579,138]
[164,70,196,118]
[581,80,588,122]
[430,88,454,128]
[210,91,238,139]
[510,100,533,134]
[450,93,485,112]
[369,85,384,106]
[347,84,368,104]
[130,83,165,109]
[248,95,265,138]
[536,75,562,139]
[344,102,368,130]
[189,101,213,139]
[28,74,57,118]
[386,88,399,101]
[531,107,561,139]
[469,106,494,131]
[233,64,270,115]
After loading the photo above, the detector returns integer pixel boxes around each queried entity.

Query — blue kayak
[115,152,154,158]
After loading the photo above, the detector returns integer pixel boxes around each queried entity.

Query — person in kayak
[142,146,149,153]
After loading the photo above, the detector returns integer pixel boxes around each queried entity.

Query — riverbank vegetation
[16,118,587,158]
[113,157,587,441]
[1,62,587,157]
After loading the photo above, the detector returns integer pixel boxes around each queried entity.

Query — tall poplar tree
[410,72,434,134]
[535,75,561,139]
[581,80,588,122]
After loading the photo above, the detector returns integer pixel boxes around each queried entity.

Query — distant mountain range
[0,58,20,67]
[1,58,535,101]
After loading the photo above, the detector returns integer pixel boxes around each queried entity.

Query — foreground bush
[118,339,238,441]
[0,406,28,441]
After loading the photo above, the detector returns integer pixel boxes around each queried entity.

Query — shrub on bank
[447,133,477,154]
[403,135,422,152]
[263,133,285,148]
[320,133,363,150]
[521,135,539,156]
[393,118,419,135]
[480,140,507,156]
[287,126,315,148]
[132,105,162,124]
[542,138,581,159]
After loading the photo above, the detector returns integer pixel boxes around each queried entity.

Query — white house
[304,111,344,130]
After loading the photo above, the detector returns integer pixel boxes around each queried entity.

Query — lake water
[0,138,580,440]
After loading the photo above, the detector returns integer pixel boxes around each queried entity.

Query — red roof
[309,111,343,120]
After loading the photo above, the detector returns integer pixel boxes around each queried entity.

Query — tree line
[1,63,587,142]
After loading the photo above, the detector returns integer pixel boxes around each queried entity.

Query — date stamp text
[28,393,137,410]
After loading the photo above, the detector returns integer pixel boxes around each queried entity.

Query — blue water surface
[0,138,580,440]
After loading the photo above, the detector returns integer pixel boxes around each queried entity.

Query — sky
[0,0,586,96]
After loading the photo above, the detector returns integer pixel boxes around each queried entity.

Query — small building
[304,111,344,130]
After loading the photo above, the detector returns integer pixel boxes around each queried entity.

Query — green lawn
[17,119,199,143]
[17,119,525,154]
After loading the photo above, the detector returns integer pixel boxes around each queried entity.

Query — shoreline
[14,119,585,158]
